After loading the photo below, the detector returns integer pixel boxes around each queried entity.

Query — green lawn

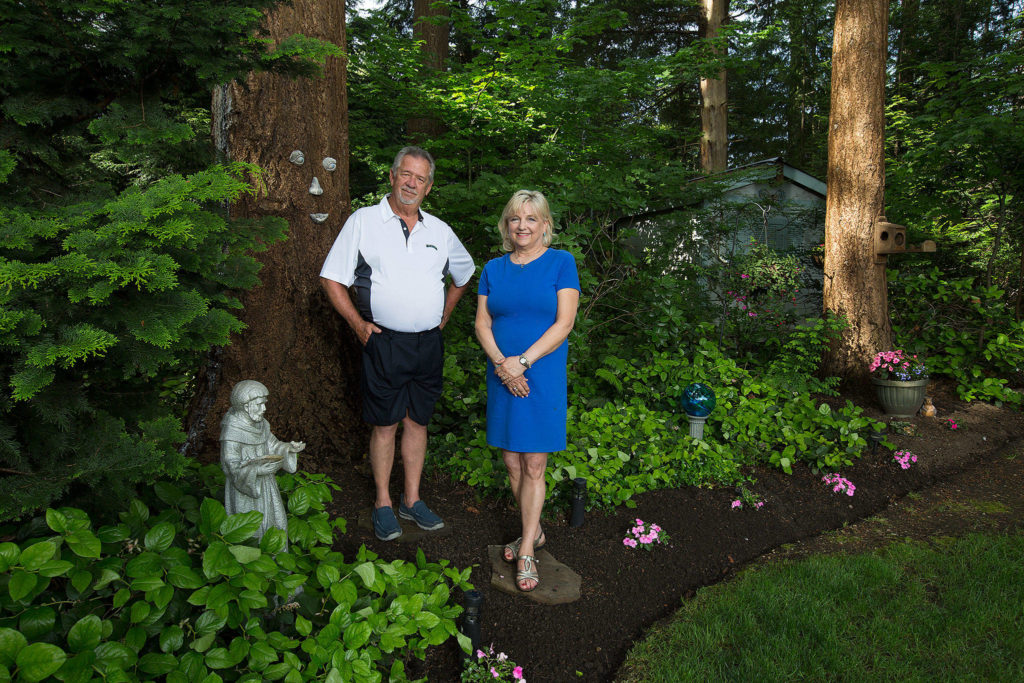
[616,533,1024,682]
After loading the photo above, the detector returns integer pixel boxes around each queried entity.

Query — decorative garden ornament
[220,380,306,544]
[288,150,305,165]
[681,382,716,440]
[310,213,329,223]
[309,176,323,196]
[322,157,337,171]
[920,396,936,418]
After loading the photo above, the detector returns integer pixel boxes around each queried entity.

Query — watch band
[519,354,532,369]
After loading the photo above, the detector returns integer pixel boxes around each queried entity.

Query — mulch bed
[319,384,1024,682]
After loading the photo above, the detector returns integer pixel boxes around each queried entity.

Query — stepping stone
[487,544,581,604]
[356,508,452,542]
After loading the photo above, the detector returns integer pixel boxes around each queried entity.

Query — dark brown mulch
[320,383,1024,683]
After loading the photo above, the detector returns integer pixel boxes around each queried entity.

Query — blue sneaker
[371,506,402,541]
[398,496,445,531]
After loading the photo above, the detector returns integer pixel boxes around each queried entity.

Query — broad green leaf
[70,569,92,594]
[204,647,233,669]
[195,610,227,636]
[227,545,261,564]
[343,622,371,650]
[130,601,151,623]
[199,499,227,536]
[67,616,102,653]
[159,625,184,653]
[94,568,120,590]
[19,607,55,641]
[55,651,95,683]
[45,509,69,533]
[64,530,101,559]
[15,642,66,682]
[352,562,376,589]
[96,525,130,544]
[220,511,262,544]
[18,541,56,570]
[144,522,176,552]
[139,653,178,675]
[8,571,37,601]
[203,541,241,577]
[294,615,312,637]
[167,564,205,589]
[316,564,340,588]
[0,628,27,668]
[247,641,278,671]
[131,575,165,592]
[260,527,287,555]
[126,551,163,577]
[93,641,136,671]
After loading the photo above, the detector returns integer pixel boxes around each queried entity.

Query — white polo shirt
[320,196,475,333]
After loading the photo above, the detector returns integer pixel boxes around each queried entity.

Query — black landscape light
[460,590,483,661]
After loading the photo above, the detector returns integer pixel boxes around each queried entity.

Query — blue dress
[478,249,581,453]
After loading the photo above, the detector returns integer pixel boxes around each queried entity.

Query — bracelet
[494,356,505,365]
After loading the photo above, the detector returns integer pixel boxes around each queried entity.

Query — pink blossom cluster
[731,499,765,510]
[893,450,918,470]
[623,518,669,550]
[474,647,525,681]
[943,418,959,430]
[869,350,928,380]
[822,473,856,496]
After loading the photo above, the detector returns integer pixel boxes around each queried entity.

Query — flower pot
[871,377,929,417]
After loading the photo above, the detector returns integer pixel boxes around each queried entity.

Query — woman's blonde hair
[497,189,554,252]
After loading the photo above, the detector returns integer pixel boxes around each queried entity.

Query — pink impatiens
[623,519,670,550]
[822,473,856,496]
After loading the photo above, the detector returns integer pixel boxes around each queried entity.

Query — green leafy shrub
[890,267,1024,405]
[0,465,472,682]
[434,321,880,510]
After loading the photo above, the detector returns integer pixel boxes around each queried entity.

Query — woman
[475,190,580,592]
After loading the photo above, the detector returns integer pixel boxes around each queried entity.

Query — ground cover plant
[0,464,472,682]
[615,532,1024,682]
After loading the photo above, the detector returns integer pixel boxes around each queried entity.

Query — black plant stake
[570,477,587,528]
[460,590,483,663]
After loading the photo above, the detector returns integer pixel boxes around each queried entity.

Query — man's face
[245,396,267,423]
[389,155,433,208]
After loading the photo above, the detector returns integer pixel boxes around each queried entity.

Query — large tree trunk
[822,0,891,379]
[699,0,729,173]
[188,0,364,468]
[407,0,449,141]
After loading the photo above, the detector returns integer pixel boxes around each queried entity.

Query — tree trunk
[407,0,449,141]
[188,0,364,468]
[822,0,891,379]
[699,0,728,173]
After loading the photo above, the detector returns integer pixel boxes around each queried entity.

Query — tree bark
[699,0,729,173]
[189,0,364,468]
[822,0,891,379]
[407,0,449,141]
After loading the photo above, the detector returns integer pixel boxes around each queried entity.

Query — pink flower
[639,535,652,544]
[755,501,765,509]
[491,666,499,678]
[513,667,524,680]
[477,650,486,659]
[635,518,644,525]
[651,524,661,532]
[740,273,750,279]
[731,499,742,508]
[623,538,637,548]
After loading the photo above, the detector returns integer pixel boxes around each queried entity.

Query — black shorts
[360,326,443,426]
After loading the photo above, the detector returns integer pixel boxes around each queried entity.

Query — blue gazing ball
[681,382,716,418]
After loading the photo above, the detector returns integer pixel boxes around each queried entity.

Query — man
[320,147,474,541]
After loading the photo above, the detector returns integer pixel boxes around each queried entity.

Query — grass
[616,533,1024,682]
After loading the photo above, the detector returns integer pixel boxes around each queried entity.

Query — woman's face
[245,396,267,423]
[506,202,547,252]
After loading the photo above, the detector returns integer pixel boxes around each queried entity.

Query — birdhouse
[874,215,936,264]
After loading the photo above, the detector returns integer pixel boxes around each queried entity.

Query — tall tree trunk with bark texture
[822,0,891,378]
[700,0,729,173]
[407,0,449,141]
[188,0,364,467]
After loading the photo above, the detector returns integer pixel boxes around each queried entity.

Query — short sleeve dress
[478,248,581,453]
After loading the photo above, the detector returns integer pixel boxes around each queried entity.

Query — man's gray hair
[391,146,436,183]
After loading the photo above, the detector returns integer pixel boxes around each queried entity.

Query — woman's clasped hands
[494,356,530,398]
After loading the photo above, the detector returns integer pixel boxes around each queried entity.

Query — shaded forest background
[1,0,1022,519]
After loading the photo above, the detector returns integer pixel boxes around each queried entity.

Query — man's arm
[440,280,470,330]
[320,277,380,344]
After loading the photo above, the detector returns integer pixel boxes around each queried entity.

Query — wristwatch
[518,354,532,369]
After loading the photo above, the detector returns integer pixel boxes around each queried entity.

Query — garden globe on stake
[681,382,716,439]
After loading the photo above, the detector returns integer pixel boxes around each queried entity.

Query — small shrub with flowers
[894,450,918,469]
[730,487,766,510]
[731,499,765,510]
[822,473,856,496]
[462,645,526,682]
[869,350,928,381]
[943,418,960,430]
[623,518,670,550]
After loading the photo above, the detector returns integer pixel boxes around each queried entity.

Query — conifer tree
[0,0,339,519]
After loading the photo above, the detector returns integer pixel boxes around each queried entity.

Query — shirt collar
[380,194,424,225]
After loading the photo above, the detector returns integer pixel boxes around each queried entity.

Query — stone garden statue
[220,380,306,542]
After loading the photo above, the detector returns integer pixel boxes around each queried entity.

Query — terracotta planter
[871,377,929,417]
